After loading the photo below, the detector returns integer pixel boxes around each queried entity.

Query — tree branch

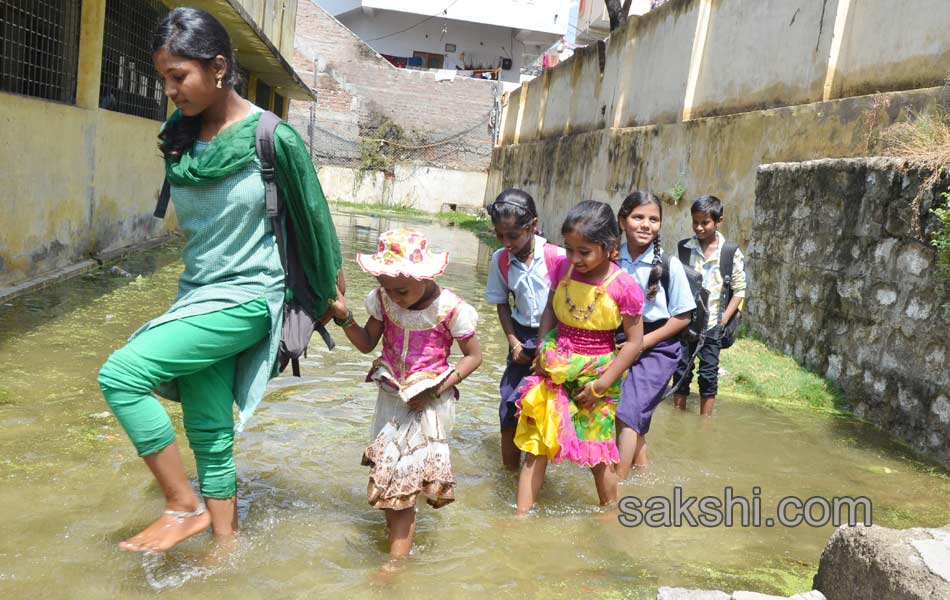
[605,0,627,32]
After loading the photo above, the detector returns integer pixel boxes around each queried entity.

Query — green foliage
[669,181,687,203]
[659,180,688,206]
[934,192,950,312]
[934,193,950,275]
[358,117,404,176]
[357,114,429,178]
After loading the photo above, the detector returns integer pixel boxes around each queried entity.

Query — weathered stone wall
[748,158,950,463]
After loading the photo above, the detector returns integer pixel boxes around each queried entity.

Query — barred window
[234,64,249,99]
[0,0,82,103]
[255,78,271,110]
[99,0,168,120]
[273,93,284,117]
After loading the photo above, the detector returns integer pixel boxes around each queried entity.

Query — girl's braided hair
[618,190,664,301]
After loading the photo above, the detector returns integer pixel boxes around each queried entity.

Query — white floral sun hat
[357,228,449,280]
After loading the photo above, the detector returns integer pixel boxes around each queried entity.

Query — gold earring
[216,77,223,89]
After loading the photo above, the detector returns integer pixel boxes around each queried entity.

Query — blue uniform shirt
[485,235,564,328]
[618,242,696,323]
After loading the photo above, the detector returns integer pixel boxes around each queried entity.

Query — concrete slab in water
[911,529,950,583]
[657,588,729,600]
[814,524,950,599]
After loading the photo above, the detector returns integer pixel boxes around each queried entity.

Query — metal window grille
[99,0,168,120]
[273,92,284,117]
[234,64,249,98]
[254,78,271,110]
[0,0,82,103]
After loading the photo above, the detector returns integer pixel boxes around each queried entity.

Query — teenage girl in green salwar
[97,7,342,552]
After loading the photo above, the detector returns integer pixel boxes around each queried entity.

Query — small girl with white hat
[328,228,483,560]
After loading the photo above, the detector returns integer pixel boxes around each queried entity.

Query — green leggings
[98,298,270,499]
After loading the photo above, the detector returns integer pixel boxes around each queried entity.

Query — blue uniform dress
[616,242,696,434]
[484,235,564,430]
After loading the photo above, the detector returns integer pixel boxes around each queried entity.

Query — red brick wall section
[289,0,497,171]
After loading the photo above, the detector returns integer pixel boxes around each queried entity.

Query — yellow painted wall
[1,0,304,290]
[0,91,170,289]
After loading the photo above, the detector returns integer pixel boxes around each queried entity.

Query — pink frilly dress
[361,287,478,510]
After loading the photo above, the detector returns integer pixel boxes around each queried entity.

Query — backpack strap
[154,178,171,219]
[500,242,558,287]
[718,241,739,319]
[719,241,738,282]
[658,250,672,300]
[255,110,288,287]
[677,239,692,268]
[255,110,334,360]
[256,110,281,220]
[499,249,511,285]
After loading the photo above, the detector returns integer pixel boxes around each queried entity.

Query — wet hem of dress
[365,476,456,510]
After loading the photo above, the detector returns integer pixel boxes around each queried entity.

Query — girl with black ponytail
[614,191,696,478]
[98,7,342,553]
[485,189,564,469]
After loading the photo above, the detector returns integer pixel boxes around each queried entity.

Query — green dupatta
[164,109,342,318]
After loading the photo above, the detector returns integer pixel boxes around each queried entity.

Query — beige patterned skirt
[362,368,456,511]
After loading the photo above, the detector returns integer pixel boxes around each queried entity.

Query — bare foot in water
[369,558,405,585]
[594,502,620,523]
[200,532,240,567]
[119,504,211,552]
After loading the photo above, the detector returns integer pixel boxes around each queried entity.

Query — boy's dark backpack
[154,111,334,377]
[614,249,708,346]
[677,239,740,349]
[659,251,708,344]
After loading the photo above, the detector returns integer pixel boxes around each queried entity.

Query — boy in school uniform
[671,195,747,417]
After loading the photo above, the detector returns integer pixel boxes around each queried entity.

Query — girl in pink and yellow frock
[328,229,483,559]
[514,201,644,514]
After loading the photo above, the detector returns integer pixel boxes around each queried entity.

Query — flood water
[1,210,948,598]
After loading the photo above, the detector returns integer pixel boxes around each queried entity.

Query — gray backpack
[154,110,334,377]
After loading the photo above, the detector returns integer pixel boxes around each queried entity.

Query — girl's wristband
[333,310,355,328]
[589,381,607,398]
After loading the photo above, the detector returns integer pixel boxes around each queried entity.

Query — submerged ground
[1,209,947,598]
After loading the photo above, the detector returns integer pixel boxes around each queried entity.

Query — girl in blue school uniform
[484,189,565,469]
[615,191,696,479]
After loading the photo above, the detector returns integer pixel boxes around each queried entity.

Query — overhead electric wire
[364,0,463,42]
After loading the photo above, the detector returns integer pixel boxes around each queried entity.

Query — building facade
[574,0,652,44]
[317,0,570,84]
[0,0,313,293]
[290,0,498,212]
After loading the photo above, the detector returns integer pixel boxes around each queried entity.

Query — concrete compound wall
[317,164,488,213]
[487,0,950,247]
[748,158,949,464]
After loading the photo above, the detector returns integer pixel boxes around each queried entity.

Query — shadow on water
[0,209,948,598]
